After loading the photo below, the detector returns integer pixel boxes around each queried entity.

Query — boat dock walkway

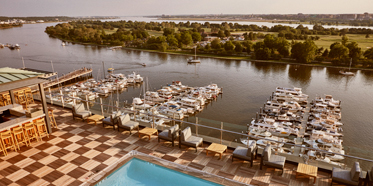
[293,105,310,156]
[43,67,92,88]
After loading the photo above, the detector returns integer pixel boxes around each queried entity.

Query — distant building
[204,36,218,42]
[36,20,44,23]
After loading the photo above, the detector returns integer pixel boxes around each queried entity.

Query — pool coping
[80,150,250,186]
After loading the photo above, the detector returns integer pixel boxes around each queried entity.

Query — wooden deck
[43,68,92,88]
[0,105,349,186]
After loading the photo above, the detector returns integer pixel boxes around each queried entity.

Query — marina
[1,19,373,165]
[245,87,347,168]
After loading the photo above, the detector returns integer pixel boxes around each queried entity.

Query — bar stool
[48,108,58,129]
[0,96,4,106]
[34,118,49,140]
[23,122,39,142]
[15,91,27,106]
[0,138,7,156]
[25,89,34,105]
[2,94,11,106]
[11,126,29,150]
[0,130,17,153]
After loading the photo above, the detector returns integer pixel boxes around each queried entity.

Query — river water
[1,19,373,160]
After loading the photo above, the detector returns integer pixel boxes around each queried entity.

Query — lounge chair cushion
[333,167,358,186]
[265,155,286,169]
[247,142,256,156]
[119,114,130,125]
[158,130,171,141]
[168,125,179,138]
[102,117,113,125]
[120,121,138,130]
[181,127,191,141]
[263,144,271,161]
[75,111,91,118]
[183,135,202,147]
[350,162,361,182]
[74,104,85,113]
[233,146,251,161]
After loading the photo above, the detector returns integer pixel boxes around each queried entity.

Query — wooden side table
[86,115,104,125]
[296,163,318,184]
[206,143,227,159]
[138,127,158,140]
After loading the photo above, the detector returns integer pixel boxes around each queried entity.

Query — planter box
[26,109,43,118]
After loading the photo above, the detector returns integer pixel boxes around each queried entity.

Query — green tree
[341,35,349,46]
[234,42,243,53]
[166,34,178,48]
[224,41,235,52]
[158,42,168,52]
[329,43,349,61]
[275,37,290,57]
[211,38,221,49]
[191,32,202,42]
[163,28,175,36]
[217,30,225,38]
[181,32,193,46]
[363,48,373,60]
[346,41,361,62]
[205,44,211,51]
[290,39,318,63]
[224,30,231,37]
[254,41,271,60]
[255,48,271,60]
[322,49,329,57]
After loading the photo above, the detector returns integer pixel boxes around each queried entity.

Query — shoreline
[56,37,373,71]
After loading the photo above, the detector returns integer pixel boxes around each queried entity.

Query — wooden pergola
[0,67,52,133]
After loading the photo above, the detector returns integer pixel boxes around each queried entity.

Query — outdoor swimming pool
[95,158,222,186]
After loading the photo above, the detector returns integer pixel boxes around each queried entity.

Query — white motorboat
[145,91,165,102]
[249,128,272,137]
[128,72,143,83]
[132,98,152,110]
[178,98,201,111]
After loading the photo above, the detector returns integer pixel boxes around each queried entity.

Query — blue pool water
[96,158,222,186]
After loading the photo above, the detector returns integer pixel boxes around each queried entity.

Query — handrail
[50,93,373,164]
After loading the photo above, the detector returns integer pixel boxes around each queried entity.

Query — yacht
[132,98,152,110]
[128,72,143,83]
[187,46,200,63]
[178,98,201,111]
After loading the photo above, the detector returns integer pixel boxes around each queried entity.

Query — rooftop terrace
[0,104,345,186]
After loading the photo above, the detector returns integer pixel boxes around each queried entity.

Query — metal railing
[36,92,373,171]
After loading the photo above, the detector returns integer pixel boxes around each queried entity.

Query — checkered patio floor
[0,105,338,186]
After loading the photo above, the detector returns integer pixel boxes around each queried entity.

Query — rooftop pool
[96,158,222,186]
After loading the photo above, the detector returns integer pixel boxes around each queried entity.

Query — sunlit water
[1,20,373,160]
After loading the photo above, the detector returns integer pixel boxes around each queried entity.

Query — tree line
[44,20,373,67]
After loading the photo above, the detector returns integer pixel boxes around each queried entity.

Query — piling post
[100,98,104,116]
[85,95,89,111]
[72,93,76,106]
[173,113,175,126]
[256,112,259,122]
[60,90,64,108]
[48,88,53,105]
[152,110,155,128]
[196,117,199,136]
[220,122,223,144]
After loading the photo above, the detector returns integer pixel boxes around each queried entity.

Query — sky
[0,0,372,17]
